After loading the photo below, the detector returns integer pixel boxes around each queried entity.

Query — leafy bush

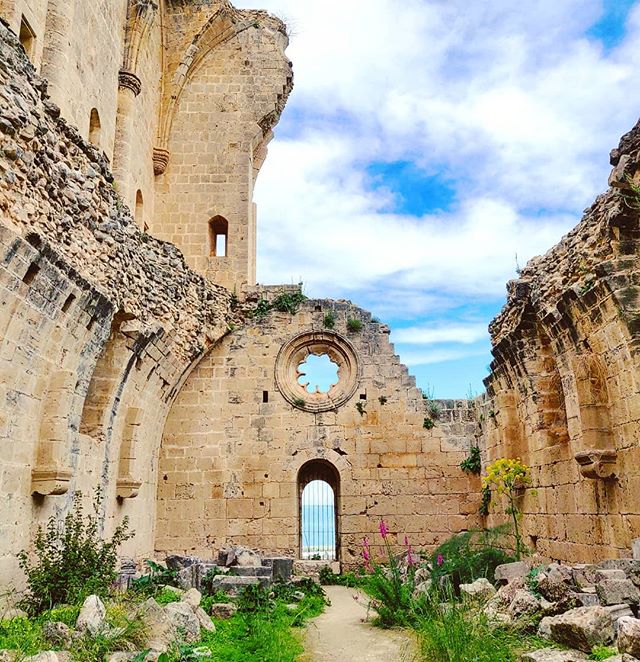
[346,318,363,332]
[237,584,274,615]
[460,445,482,474]
[423,417,435,429]
[130,560,179,597]
[323,312,336,329]
[201,591,233,615]
[40,604,81,627]
[271,291,306,314]
[429,527,514,592]
[17,491,132,614]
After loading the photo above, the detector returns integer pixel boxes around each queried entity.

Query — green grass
[0,617,48,656]
[200,594,325,661]
[417,600,551,662]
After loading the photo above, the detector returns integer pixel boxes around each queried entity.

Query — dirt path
[301,585,419,662]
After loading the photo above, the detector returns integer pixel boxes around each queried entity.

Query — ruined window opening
[208,216,228,257]
[298,353,339,394]
[262,391,269,403]
[359,393,367,400]
[61,293,75,313]
[22,263,40,285]
[314,305,322,312]
[19,16,36,61]
[88,108,101,148]
[298,460,340,561]
[134,190,144,228]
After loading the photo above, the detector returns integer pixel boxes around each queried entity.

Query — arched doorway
[298,460,340,560]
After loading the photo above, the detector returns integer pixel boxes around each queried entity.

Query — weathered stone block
[547,606,614,652]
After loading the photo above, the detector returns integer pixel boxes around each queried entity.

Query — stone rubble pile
[462,559,640,661]
[159,547,293,594]
[0,589,217,661]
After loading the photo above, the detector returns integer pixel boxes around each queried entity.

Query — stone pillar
[112,70,142,211]
[40,0,75,111]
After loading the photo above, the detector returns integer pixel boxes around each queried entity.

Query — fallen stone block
[519,649,587,662]
[76,595,106,636]
[548,606,614,652]
[495,561,531,583]
[508,589,541,619]
[597,579,640,606]
[137,598,177,652]
[618,616,640,658]
[460,578,496,602]
[164,602,200,643]
[209,603,238,620]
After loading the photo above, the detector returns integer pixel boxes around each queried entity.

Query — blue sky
[236,0,640,397]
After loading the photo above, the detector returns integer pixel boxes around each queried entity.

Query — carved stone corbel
[574,448,617,479]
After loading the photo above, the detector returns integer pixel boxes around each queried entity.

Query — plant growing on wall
[346,318,363,333]
[17,490,133,614]
[482,458,531,560]
[272,290,307,314]
[479,484,491,516]
[460,445,482,475]
[355,401,366,416]
[323,312,336,329]
[423,417,435,430]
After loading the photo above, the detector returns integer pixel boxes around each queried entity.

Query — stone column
[40,0,75,112]
[112,70,142,211]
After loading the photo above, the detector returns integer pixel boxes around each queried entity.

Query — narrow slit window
[208,216,229,257]
[22,263,40,285]
[135,190,144,228]
[19,16,36,61]
[262,391,269,403]
[61,293,75,313]
[88,108,101,148]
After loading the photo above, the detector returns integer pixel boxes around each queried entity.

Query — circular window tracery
[275,332,360,412]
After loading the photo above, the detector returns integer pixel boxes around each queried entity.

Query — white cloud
[392,323,489,345]
[234,0,640,391]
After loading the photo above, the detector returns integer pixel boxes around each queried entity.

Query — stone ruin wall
[481,121,640,563]
[3,0,640,596]
[0,15,240,589]
[157,295,482,567]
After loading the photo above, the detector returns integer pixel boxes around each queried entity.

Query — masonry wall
[157,298,482,566]
[482,121,640,563]
[152,3,292,291]
[0,20,234,590]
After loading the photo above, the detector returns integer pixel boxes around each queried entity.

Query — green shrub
[272,291,306,314]
[460,445,482,474]
[429,526,514,593]
[17,491,132,614]
[201,591,232,615]
[130,560,179,597]
[323,312,336,329]
[237,584,274,615]
[346,318,363,332]
[423,417,435,429]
